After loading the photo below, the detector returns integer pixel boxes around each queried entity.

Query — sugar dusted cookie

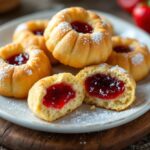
[76,64,136,111]
[28,73,84,122]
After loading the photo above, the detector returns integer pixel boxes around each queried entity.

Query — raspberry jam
[6,53,29,65]
[113,45,133,53]
[42,83,76,109]
[32,29,44,36]
[71,21,93,33]
[85,74,125,100]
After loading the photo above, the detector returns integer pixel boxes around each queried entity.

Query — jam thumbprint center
[113,45,133,53]
[71,21,93,33]
[85,74,125,100]
[6,53,29,65]
[32,29,44,36]
[42,83,76,109]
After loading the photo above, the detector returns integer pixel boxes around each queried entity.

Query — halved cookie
[28,73,84,121]
[76,64,136,111]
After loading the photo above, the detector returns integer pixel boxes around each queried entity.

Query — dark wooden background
[0,0,133,25]
[0,0,150,150]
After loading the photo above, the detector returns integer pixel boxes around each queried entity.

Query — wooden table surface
[0,0,150,150]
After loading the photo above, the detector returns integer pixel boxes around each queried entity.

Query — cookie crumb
[90,105,96,110]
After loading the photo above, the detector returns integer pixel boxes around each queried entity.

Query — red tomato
[133,4,150,33]
[117,0,142,13]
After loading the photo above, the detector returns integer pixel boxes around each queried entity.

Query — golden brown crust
[28,73,84,122]
[13,20,58,65]
[107,36,150,81]
[100,15,114,36]
[76,64,136,111]
[44,7,112,68]
[0,43,52,98]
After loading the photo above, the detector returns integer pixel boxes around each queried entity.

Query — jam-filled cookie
[13,20,58,65]
[44,7,112,68]
[28,73,84,122]
[0,43,52,98]
[107,36,150,81]
[76,64,136,111]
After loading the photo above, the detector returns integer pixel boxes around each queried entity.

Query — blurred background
[1,0,150,33]
[0,0,132,24]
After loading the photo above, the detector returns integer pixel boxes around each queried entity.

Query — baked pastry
[28,73,84,122]
[107,36,150,81]
[76,64,136,111]
[13,20,58,65]
[0,43,52,98]
[101,16,114,35]
[44,7,112,68]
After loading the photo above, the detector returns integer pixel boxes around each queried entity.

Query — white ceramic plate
[0,10,150,133]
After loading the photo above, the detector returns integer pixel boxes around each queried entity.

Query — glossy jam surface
[32,29,44,36]
[85,74,125,100]
[42,83,76,109]
[113,45,133,53]
[71,21,93,33]
[6,53,29,65]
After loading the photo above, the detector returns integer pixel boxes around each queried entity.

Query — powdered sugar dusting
[0,70,8,81]
[0,79,148,133]
[82,37,90,45]
[99,63,108,68]
[26,69,32,75]
[0,65,13,81]
[58,105,139,125]
[15,23,27,32]
[32,49,41,56]
[101,20,108,27]
[57,22,71,33]
[131,53,144,65]
[91,32,103,44]
[110,65,127,73]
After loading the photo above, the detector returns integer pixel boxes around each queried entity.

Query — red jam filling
[113,45,133,53]
[42,83,76,109]
[6,53,29,65]
[32,29,44,36]
[71,21,93,33]
[85,74,125,100]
